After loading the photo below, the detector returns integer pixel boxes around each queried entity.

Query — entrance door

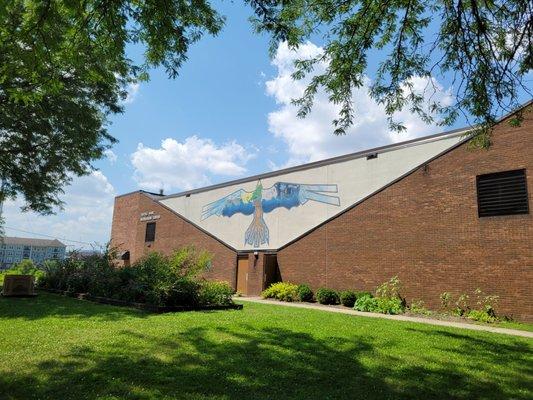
[263,254,280,290]
[236,256,249,295]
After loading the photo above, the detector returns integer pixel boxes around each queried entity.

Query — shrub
[316,288,339,305]
[439,288,500,321]
[376,276,401,299]
[261,282,299,302]
[453,293,470,316]
[440,292,452,310]
[199,281,234,306]
[339,290,357,307]
[297,284,313,302]
[465,289,499,323]
[375,297,404,314]
[38,246,223,308]
[164,279,201,307]
[473,288,499,319]
[354,294,379,312]
[409,299,431,316]
[356,291,373,299]
[0,259,45,286]
[354,277,405,314]
[468,309,497,323]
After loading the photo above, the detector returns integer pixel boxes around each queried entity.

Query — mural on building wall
[201,181,340,247]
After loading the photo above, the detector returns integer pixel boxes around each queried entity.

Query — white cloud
[2,171,116,249]
[131,136,254,192]
[265,42,454,167]
[124,82,140,104]
[104,149,118,164]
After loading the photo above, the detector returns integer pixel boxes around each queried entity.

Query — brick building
[111,104,532,321]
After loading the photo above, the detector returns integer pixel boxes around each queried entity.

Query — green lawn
[494,320,533,332]
[0,294,531,400]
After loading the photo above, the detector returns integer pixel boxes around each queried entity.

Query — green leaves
[246,0,532,138]
[2,0,530,217]
[0,0,224,214]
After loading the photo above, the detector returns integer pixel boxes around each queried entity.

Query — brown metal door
[236,256,249,295]
[263,254,279,290]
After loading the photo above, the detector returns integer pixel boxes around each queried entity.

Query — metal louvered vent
[476,169,529,217]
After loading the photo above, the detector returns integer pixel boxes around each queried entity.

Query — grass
[493,320,533,332]
[0,293,531,400]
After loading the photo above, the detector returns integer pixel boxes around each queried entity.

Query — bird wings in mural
[201,181,340,247]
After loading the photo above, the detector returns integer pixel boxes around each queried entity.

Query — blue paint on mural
[201,181,340,247]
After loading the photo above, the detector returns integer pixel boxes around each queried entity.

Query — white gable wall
[159,132,466,250]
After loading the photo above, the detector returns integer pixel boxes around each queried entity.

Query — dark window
[145,222,156,242]
[476,169,529,217]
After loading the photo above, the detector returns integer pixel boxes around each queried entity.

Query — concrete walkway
[236,296,533,339]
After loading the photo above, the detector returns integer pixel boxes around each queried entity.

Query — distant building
[0,237,67,270]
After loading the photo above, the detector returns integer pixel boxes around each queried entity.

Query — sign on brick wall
[140,211,160,222]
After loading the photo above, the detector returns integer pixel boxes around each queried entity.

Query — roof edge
[114,189,164,200]
[142,193,238,252]
[128,99,533,201]
[160,127,469,200]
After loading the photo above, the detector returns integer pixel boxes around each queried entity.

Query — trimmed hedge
[261,282,299,302]
[316,288,339,305]
[339,290,358,307]
[297,284,314,302]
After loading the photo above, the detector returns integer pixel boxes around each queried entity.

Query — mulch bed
[39,288,243,313]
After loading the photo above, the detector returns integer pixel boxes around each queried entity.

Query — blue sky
[3,2,531,249]
[98,2,280,191]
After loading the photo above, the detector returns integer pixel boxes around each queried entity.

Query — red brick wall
[110,192,237,284]
[278,110,533,321]
[110,109,532,320]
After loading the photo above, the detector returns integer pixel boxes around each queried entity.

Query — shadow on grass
[1,321,530,400]
[405,327,533,377]
[0,292,148,321]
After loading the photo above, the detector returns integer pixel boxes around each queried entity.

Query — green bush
[440,292,452,310]
[297,284,313,302]
[354,277,405,314]
[0,259,45,286]
[354,294,379,312]
[261,282,299,302]
[38,246,226,308]
[409,299,431,316]
[356,291,373,299]
[472,288,499,321]
[339,290,357,307]
[453,293,470,316]
[376,276,401,299]
[199,281,234,306]
[438,288,500,322]
[375,297,404,314]
[468,309,496,323]
[164,279,201,307]
[315,288,339,305]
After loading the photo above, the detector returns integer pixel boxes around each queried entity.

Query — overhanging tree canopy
[247,0,532,140]
[0,0,223,213]
[0,0,531,215]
